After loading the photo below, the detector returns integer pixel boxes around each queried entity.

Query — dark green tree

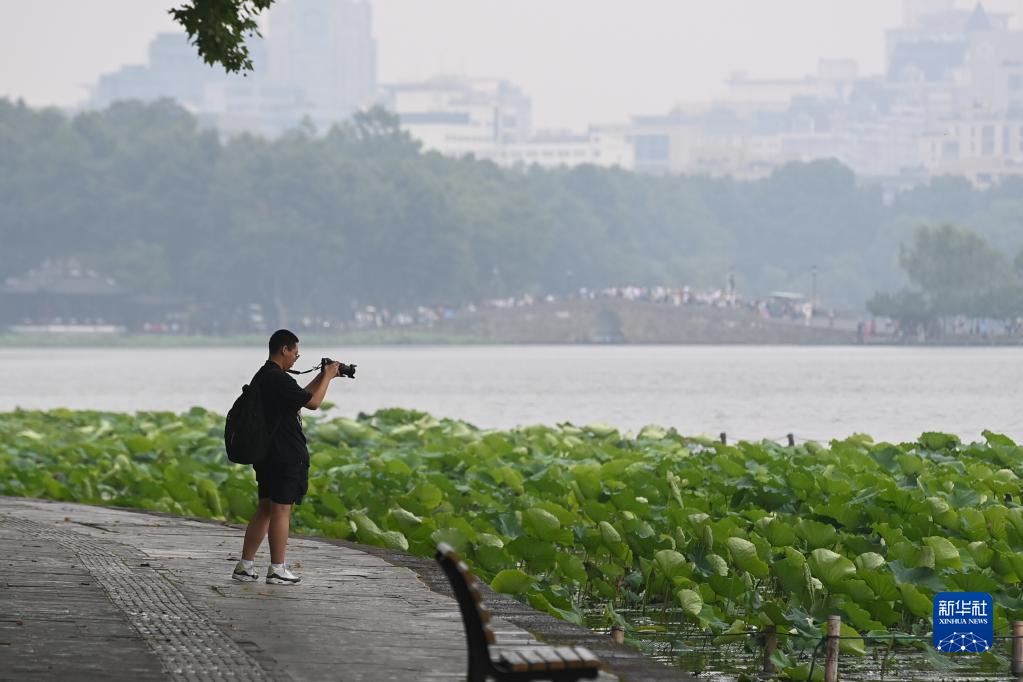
[169,0,275,73]
[898,223,1013,315]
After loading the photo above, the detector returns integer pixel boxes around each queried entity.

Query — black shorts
[254,458,309,505]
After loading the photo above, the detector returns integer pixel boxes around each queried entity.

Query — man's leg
[268,502,293,565]
[241,498,272,561]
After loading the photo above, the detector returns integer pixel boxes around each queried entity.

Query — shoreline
[2,332,1022,348]
[4,299,1019,348]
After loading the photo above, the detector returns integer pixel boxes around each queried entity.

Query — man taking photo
[232,329,340,585]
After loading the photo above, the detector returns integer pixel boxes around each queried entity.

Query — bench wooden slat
[497,650,531,672]
[516,647,550,671]
[532,646,566,670]
[483,625,497,645]
[572,646,601,666]
[552,646,585,669]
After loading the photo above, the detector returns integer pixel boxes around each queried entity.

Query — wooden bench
[435,543,602,681]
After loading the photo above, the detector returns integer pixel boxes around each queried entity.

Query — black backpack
[224,366,277,465]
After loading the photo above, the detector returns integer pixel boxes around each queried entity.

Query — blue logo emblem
[933,592,992,653]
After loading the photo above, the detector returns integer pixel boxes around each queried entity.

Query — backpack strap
[252,363,284,443]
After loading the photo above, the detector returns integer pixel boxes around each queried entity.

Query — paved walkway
[0,497,688,681]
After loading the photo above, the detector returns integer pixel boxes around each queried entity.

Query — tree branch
[168,0,275,73]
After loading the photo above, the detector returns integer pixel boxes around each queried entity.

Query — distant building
[379,76,532,156]
[0,260,129,331]
[484,127,633,169]
[86,0,377,137]
[0,260,197,333]
[266,0,377,127]
[378,76,632,170]
[89,32,231,111]
[920,112,1023,185]
[625,1,1023,187]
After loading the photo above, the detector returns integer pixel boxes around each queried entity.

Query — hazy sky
[1,1,907,129]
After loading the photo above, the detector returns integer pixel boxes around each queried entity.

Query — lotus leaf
[808,549,856,588]
[676,588,703,617]
[506,536,556,569]
[948,571,1000,593]
[923,536,963,569]
[968,541,994,568]
[859,568,899,602]
[853,552,885,572]
[707,574,746,601]
[431,527,471,554]
[598,521,622,547]
[919,432,960,451]
[898,582,933,618]
[835,598,884,632]
[724,537,769,578]
[653,550,689,580]
[796,519,837,549]
[491,568,535,594]
[819,620,866,656]
[522,508,561,540]
[758,517,797,547]
[399,482,444,514]
[557,553,587,583]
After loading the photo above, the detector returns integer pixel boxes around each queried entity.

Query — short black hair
[269,329,299,356]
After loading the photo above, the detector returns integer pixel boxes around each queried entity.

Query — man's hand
[323,361,341,379]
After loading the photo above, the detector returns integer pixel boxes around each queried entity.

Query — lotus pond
[2,407,1023,680]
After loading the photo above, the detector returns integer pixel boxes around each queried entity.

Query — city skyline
[0,0,911,130]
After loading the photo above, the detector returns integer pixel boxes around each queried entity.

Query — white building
[484,127,633,169]
[920,113,1023,185]
[379,76,531,156]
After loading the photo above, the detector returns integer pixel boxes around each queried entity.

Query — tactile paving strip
[4,515,273,681]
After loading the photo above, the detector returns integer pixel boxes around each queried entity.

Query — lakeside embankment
[5,300,1021,346]
[2,497,677,680]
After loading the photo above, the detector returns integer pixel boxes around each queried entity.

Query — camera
[321,357,356,379]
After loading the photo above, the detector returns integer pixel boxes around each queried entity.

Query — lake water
[1,345,1021,443]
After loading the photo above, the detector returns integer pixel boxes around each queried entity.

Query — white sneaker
[266,564,301,585]
[232,561,258,582]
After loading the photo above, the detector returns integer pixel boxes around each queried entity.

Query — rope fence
[609,616,1023,682]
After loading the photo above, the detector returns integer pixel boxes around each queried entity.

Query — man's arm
[304,362,340,410]
[304,372,326,397]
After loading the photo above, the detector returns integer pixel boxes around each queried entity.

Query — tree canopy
[2,99,1023,329]
[868,224,1023,327]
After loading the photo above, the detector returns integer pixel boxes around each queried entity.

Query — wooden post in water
[787,433,795,446]
[719,432,727,445]
[1012,620,1023,675]
[610,626,624,645]
[825,615,841,682]
[762,625,778,673]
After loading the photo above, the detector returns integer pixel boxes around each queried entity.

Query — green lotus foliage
[3,408,1023,679]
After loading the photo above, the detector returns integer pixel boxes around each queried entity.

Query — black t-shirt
[258,361,313,465]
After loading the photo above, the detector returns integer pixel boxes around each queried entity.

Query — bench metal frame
[435,543,601,682]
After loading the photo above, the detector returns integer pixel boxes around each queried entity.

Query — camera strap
[286,364,323,375]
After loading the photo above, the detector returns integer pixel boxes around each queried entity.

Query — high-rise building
[267,0,377,126]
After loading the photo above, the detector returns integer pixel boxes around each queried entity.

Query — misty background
[1,0,1022,337]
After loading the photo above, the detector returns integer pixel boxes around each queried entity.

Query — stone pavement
[0,497,692,681]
